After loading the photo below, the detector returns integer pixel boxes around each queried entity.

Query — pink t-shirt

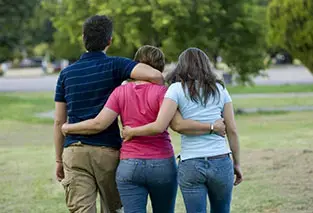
[105,82,174,159]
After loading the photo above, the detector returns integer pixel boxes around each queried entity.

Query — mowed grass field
[1,89,313,213]
[227,84,313,94]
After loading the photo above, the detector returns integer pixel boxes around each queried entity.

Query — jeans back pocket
[116,160,138,182]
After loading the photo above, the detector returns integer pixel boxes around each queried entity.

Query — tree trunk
[301,54,313,75]
[305,62,313,75]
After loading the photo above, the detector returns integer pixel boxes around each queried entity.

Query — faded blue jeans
[116,157,177,213]
[178,155,234,213]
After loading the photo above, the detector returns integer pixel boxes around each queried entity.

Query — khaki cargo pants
[61,142,122,213]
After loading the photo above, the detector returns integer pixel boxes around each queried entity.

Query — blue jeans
[116,157,178,213]
[178,155,234,213]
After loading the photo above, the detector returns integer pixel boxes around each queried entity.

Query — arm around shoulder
[131,63,164,85]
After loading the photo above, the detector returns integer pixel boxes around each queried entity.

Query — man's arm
[131,63,164,85]
[170,111,226,136]
[54,102,67,181]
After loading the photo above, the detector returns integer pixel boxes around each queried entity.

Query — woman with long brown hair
[123,47,243,213]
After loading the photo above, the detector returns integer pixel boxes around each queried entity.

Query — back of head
[134,45,165,72]
[170,47,223,105]
[83,15,113,52]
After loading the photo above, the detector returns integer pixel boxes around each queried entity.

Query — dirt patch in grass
[242,149,313,213]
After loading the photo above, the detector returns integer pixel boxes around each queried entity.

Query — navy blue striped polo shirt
[55,51,137,148]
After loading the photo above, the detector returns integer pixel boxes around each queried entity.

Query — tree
[0,0,39,61]
[42,0,98,60]
[45,0,267,83]
[268,0,313,73]
[23,3,55,47]
[158,0,266,83]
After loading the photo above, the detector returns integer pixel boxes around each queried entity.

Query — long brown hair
[167,48,224,106]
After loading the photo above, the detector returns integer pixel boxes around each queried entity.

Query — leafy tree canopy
[44,0,267,83]
[268,0,313,73]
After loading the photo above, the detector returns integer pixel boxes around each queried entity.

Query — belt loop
[71,141,83,147]
[176,154,183,162]
[76,141,83,146]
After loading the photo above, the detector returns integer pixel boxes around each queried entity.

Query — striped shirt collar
[80,51,106,59]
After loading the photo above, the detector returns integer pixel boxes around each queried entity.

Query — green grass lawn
[1,92,313,213]
[0,92,54,123]
[233,96,313,109]
[227,84,313,94]
[1,112,313,213]
[1,91,313,125]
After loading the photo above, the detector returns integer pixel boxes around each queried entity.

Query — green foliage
[0,0,56,61]
[51,31,82,60]
[42,0,97,59]
[267,0,313,73]
[23,3,55,46]
[33,43,50,57]
[44,0,267,83]
[0,0,39,61]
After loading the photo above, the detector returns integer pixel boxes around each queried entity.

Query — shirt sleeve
[158,86,168,108]
[223,88,232,104]
[113,57,138,82]
[54,72,66,102]
[104,88,121,114]
[164,83,179,104]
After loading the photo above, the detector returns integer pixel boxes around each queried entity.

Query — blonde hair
[134,45,165,72]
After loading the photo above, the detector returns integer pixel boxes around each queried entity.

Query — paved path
[1,65,313,92]
[253,65,313,85]
[0,75,57,92]
[4,67,43,78]
[232,92,313,99]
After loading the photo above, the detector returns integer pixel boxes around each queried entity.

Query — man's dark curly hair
[83,15,113,52]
